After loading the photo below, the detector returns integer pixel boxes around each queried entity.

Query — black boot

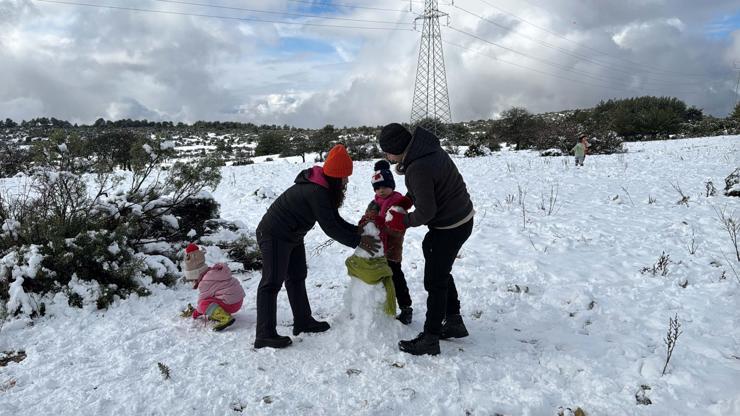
[398,332,440,355]
[396,307,413,325]
[254,335,292,349]
[440,314,469,340]
[292,319,330,336]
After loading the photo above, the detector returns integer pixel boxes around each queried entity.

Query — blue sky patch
[704,10,740,39]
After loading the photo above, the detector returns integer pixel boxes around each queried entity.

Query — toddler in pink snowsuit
[183,243,245,331]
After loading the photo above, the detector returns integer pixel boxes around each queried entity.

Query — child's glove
[358,215,369,231]
[358,212,379,232]
[396,196,413,210]
[386,210,407,232]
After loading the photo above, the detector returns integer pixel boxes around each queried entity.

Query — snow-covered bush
[725,168,740,197]
[226,235,262,271]
[540,148,563,157]
[200,220,262,271]
[231,158,254,166]
[0,139,222,316]
[169,193,220,240]
[344,137,383,161]
[0,143,31,178]
[464,144,488,157]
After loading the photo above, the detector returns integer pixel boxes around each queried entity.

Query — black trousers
[255,234,313,338]
[422,218,473,335]
[388,260,412,309]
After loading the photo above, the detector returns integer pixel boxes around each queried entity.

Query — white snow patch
[107,242,121,255]
[1,135,739,415]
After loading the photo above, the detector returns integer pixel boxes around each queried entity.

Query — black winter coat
[400,127,474,228]
[256,168,360,248]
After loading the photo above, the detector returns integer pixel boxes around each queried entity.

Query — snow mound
[336,277,400,345]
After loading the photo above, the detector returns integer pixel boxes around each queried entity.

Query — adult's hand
[359,235,381,255]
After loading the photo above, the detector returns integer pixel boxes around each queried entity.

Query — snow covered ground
[2,136,740,415]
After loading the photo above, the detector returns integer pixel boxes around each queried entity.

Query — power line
[33,0,415,30]
[442,38,705,96]
[446,25,707,93]
[152,0,410,20]
[445,25,707,94]
[470,0,710,78]
[283,0,412,13]
[442,39,631,93]
[451,3,709,86]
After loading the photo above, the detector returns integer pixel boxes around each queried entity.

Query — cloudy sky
[1,0,739,127]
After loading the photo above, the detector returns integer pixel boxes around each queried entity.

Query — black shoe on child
[396,307,413,325]
[398,332,440,356]
[254,335,293,349]
[439,314,469,340]
[292,319,331,336]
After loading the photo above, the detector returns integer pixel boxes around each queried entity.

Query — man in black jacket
[380,123,475,356]
[254,145,380,349]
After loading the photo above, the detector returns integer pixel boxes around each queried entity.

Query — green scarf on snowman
[344,255,397,316]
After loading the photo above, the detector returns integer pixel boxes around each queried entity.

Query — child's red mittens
[396,196,413,210]
[386,210,406,232]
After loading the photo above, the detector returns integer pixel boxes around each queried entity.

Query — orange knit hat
[323,144,353,178]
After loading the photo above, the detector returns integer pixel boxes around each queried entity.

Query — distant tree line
[2,97,739,164]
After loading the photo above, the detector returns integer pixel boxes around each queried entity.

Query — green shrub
[170,196,221,240]
[0,140,222,316]
[227,236,262,271]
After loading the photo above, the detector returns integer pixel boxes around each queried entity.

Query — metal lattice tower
[410,0,451,136]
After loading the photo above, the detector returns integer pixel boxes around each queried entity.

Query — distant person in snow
[182,243,245,331]
[254,144,381,349]
[571,134,589,166]
[378,123,475,356]
[363,160,414,324]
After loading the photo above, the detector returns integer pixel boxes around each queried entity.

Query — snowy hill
[1,136,739,415]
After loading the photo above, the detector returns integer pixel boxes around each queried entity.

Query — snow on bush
[725,167,740,197]
[253,186,276,199]
[0,139,224,316]
[540,148,563,157]
[200,220,261,271]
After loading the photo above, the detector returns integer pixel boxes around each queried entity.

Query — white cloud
[0,0,738,125]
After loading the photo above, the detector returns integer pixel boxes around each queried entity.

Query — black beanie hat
[378,123,412,155]
[371,160,395,190]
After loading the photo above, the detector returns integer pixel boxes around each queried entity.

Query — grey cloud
[0,0,738,126]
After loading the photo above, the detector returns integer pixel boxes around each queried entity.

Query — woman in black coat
[254,144,380,349]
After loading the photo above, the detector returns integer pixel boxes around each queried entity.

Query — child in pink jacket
[182,243,245,331]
